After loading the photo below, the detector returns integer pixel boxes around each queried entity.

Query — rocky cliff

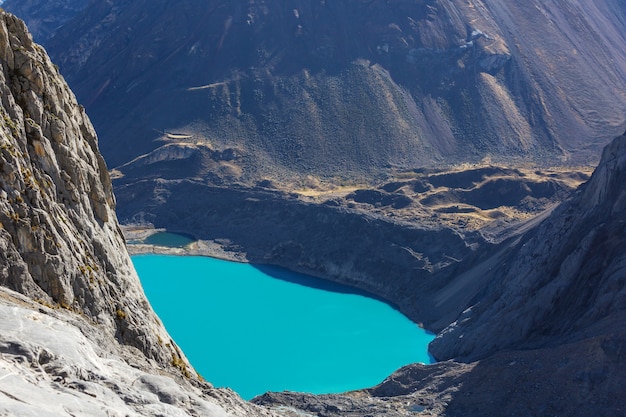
[0,8,172,366]
[0,11,279,416]
[430,130,626,361]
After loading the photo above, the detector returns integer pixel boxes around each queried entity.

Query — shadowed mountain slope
[430,130,626,361]
[10,0,624,188]
[251,132,626,417]
[1,0,88,42]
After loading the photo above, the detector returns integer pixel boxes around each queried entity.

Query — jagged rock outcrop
[0,11,281,416]
[430,131,626,361]
[0,10,174,366]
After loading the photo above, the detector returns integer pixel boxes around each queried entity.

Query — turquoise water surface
[133,254,434,400]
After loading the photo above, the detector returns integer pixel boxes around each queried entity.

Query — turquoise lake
[133,254,435,400]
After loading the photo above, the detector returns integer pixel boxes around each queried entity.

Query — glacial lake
[133,254,435,400]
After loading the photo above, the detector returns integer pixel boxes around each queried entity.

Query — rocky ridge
[430,131,626,361]
[0,11,280,416]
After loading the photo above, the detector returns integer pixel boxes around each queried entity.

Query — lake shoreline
[133,253,435,399]
[122,225,248,262]
[122,225,437,334]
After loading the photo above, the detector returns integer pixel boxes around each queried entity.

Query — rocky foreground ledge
[0,286,275,417]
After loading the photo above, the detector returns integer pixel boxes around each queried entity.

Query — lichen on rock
[0,10,180,370]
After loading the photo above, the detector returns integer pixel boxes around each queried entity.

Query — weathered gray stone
[0,288,278,417]
[0,10,179,367]
[0,11,282,417]
[430,133,626,362]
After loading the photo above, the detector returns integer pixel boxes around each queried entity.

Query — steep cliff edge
[430,131,626,362]
[0,11,279,416]
[0,9,173,366]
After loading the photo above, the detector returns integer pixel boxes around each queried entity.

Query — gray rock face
[0,11,282,416]
[430,132,626,361]
[0,10,176,367]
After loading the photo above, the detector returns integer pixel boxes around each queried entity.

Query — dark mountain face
[1,0,89,42]
[430,131,626,362]
[28,0,626,187]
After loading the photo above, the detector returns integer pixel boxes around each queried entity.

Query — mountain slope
[1,0,88,42]
[29,0,626,186]
[430,130,626,361]
[251,132,626,417]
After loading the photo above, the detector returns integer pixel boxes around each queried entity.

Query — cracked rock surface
[0,288,277,417]
[0,9,174,367]
[0,11,283,417]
